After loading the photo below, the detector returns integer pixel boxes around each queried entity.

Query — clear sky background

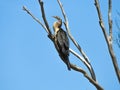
[0,0,120,90]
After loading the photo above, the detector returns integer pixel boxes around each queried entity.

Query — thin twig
[115,19,120,30]
[57,0,96,81]
[117,11,120,17]
[94,0,120,83]
[23,6,49,34]
[115,12,120,48]
[116,11,120,31]
[70,64,103,90]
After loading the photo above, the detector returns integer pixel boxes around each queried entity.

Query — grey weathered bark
[94,0,120,83]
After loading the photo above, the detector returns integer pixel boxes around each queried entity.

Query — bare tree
[94,0,120,83]
[23,0,120,90]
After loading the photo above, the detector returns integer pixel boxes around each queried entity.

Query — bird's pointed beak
[52,16,57,19]
[52,16,62,21]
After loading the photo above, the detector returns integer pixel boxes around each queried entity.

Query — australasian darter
[53,16,71,70]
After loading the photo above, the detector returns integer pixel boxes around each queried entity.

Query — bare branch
[108,0,112,38]
[108,44,120,83]
[23,6,49,34]
[38,0,55,41]
[70,64,103,90]
[94,0,109,44]
[69,48,86,63]
[108,0,120,83]
[38,0,52,35]
[57,0,96,81]
[70,49,104,90]
[94,0,120,83]
[69,48,96,81]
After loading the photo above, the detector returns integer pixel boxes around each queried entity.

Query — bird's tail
[60,54,71,71]
[64,57,71,71]
[67,61,71,71]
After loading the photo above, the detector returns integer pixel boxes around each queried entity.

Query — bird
[53,16,71,70]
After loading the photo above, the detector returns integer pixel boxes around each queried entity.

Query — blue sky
[0,0,120,90]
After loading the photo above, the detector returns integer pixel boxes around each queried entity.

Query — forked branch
[94,0,120,83]
[23,6,48,34]
[70,64,103,90]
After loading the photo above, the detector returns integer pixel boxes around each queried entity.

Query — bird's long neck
[53,20,62,35]
[54,28,60,35]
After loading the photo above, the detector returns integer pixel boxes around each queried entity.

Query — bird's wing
[56,29,69,55]
[62,30,69,48]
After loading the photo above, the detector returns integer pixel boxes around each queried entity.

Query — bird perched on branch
[53,16,71,70]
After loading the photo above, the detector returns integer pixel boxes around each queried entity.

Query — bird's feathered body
[53,16,71,70]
